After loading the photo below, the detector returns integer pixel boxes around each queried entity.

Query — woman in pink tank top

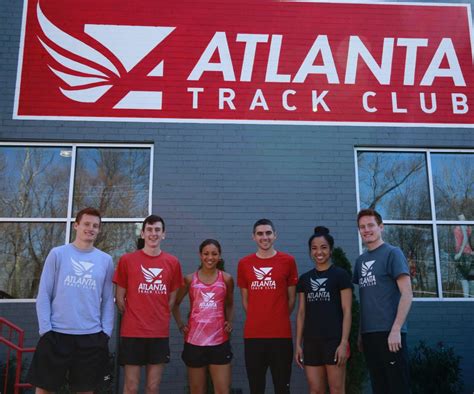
[173,239,234,394]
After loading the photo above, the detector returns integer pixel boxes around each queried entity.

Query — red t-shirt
[237,251,298,338]
[113,250,184,338]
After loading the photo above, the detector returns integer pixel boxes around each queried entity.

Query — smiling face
[73,213,100,246]
[141,221,165,251]
[200,243,221,270]
[310,236,331,268]
[253,224,277,253]
[358,214,384,250]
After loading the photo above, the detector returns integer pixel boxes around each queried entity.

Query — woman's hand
[179,324,189,335]
[334,341,349,367]
[295,344,304,369]
[224,321,233,333]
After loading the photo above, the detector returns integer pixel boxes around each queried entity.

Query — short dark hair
[308,226,335,251]
[357,208,383,226]
[75,207,101,224]
[253,218,275,233]
[142,214,166,232]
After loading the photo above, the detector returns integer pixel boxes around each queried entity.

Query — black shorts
[119,337,170,365]
[26,331,109,392]
[303,337,341,366]
[182,341,233,368]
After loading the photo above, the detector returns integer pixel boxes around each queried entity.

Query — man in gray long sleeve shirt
[27,207,115,394]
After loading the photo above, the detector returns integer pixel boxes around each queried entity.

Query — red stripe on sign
[14,0,474,126]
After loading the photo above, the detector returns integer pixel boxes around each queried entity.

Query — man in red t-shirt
[113,215,184,393]
[237,218,298,394]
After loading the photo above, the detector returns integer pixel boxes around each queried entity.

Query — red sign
[14,0,474,126]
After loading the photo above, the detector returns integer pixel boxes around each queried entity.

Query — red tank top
[186,270,228,346]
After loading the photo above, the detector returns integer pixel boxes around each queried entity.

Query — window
[0,143,152,299]
[356,149,474,300]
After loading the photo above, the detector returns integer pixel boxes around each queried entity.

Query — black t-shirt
[296,265,352,340]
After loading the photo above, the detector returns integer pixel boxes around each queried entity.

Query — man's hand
[388,329,402,352]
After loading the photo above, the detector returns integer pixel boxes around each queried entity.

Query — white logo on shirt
[307,278,330,302]
[251,266,276,290]
[359,260,377,288]
[138,265,167,294]
[199,292,217,309]
[310,278,327,292]
[64,258,97,289]
[253,266,273,280]
[141,265,163,283]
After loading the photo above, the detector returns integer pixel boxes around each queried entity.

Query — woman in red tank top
[173,239,234,394]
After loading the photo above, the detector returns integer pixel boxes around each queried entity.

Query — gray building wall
[1,0,474,393]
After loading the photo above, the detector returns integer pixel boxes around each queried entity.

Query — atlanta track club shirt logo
[359,260,377,288]
[307,277,330,302]
[15,0,474,126]
[250,266,276,290]
[64,258,97,290]
[138,265,167,294]
[199,292,218,309]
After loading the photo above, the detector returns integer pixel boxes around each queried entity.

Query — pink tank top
[186,270,228,346]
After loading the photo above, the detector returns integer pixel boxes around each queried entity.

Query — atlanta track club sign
[14,0,474,126]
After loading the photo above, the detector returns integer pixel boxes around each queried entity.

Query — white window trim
[354,147,474,302]
[0,141,153,302]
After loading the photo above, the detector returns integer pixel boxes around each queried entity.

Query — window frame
[0,141,153,301]
[354,147,474,302]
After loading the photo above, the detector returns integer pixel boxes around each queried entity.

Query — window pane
[0,146,71,217]
[71,222,142,264]
[73,148,150,218]
[383,224,438,298]
[438,225,474,298]
[431,153,474,221]
[357,152,430,220]
[0,223,66,298]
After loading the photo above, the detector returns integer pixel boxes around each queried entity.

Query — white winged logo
[201,292,216,302]
[362,260,376,277]
[141,266,163,283]
[36,2,175,107]
[253,266,273,281]
[310,278,327,292]
[71,258,94,278]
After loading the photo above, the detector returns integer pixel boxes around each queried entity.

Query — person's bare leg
[124,365,141,394]
[145,363,165,394]
[187,366,207,394]
[326,364,346,394]
[304,365,327,394]
[209,364,231,394]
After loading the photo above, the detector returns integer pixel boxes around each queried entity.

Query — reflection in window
[0,147,71,217]
[384,225,437,298]
[71,222,142,263]
[357,152,430,220]
[0,223,66,298]
[438,225,474,298]
[357,149,474,299]
[0,143,152,299]
[431,154,474,221]
[74,148,150,218]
